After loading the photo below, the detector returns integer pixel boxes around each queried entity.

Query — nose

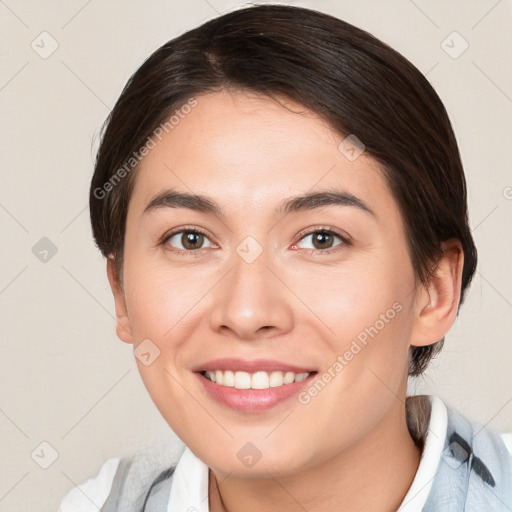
[208,242,294,341]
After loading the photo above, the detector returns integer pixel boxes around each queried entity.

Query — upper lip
[192,358,317,374]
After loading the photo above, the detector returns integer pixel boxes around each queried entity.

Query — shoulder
[57,439,185,512]
[439,399,512,507]
[405,396,512,510]
[57,457,122,512]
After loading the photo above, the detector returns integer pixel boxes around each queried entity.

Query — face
[112,89,425,477]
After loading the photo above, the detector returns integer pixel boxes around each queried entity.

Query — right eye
[162,227,217,256]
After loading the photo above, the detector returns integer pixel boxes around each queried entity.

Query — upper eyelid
[295,226,351,242]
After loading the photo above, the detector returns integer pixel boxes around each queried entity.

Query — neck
[209,398,422,512]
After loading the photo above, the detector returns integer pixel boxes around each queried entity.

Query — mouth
[199,369,318,389]
[195,368,318,412]
[192,358,319,411]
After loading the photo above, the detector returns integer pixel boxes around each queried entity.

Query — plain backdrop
[0,0,511,510]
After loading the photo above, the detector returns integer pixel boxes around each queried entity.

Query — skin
[107,89,464,512]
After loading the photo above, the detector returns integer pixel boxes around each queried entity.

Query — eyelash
[160,225,351,257]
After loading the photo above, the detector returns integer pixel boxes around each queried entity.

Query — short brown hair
[89,4,477,376]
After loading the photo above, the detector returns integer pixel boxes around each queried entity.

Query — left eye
[294,229,347,252]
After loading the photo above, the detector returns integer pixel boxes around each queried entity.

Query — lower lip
[195,372,317,412]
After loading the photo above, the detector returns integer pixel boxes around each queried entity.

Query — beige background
[0,0,511,510]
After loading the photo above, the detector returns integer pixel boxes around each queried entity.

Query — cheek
[297,260,405,340]
[304,254,413,389]
[123,256,203,340]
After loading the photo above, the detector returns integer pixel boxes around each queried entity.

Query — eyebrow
[143,187,376,218]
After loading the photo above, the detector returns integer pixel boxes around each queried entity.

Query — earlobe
[106,255,133,345]
[410,239,464,348]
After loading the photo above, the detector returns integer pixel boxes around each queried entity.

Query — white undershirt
[58,395,512,512]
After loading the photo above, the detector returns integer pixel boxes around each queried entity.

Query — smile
[201,370,314,389]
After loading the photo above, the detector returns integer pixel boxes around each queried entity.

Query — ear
[106,255,133,345]
[410,239,464,348]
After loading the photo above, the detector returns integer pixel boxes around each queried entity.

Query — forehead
[128,89,399,224]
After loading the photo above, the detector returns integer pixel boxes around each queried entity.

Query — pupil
[183,232,203,249]
[314,232,332,249]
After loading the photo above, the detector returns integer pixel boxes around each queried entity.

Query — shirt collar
[398,395,448,511]
[167,445,210,512]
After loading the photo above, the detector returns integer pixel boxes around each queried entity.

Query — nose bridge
[233,235,271,294]
[209,235,293,338]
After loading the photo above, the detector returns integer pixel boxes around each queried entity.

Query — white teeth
[203,370,311,389]
[269,371,284,387]
[251,371,269,389]
[223,370,234,387]
[234,371,252,389]
[283,371,295,384]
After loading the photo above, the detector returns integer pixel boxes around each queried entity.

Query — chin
[205,448,312,479]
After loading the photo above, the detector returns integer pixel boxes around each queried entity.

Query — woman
[58,4,512,511]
